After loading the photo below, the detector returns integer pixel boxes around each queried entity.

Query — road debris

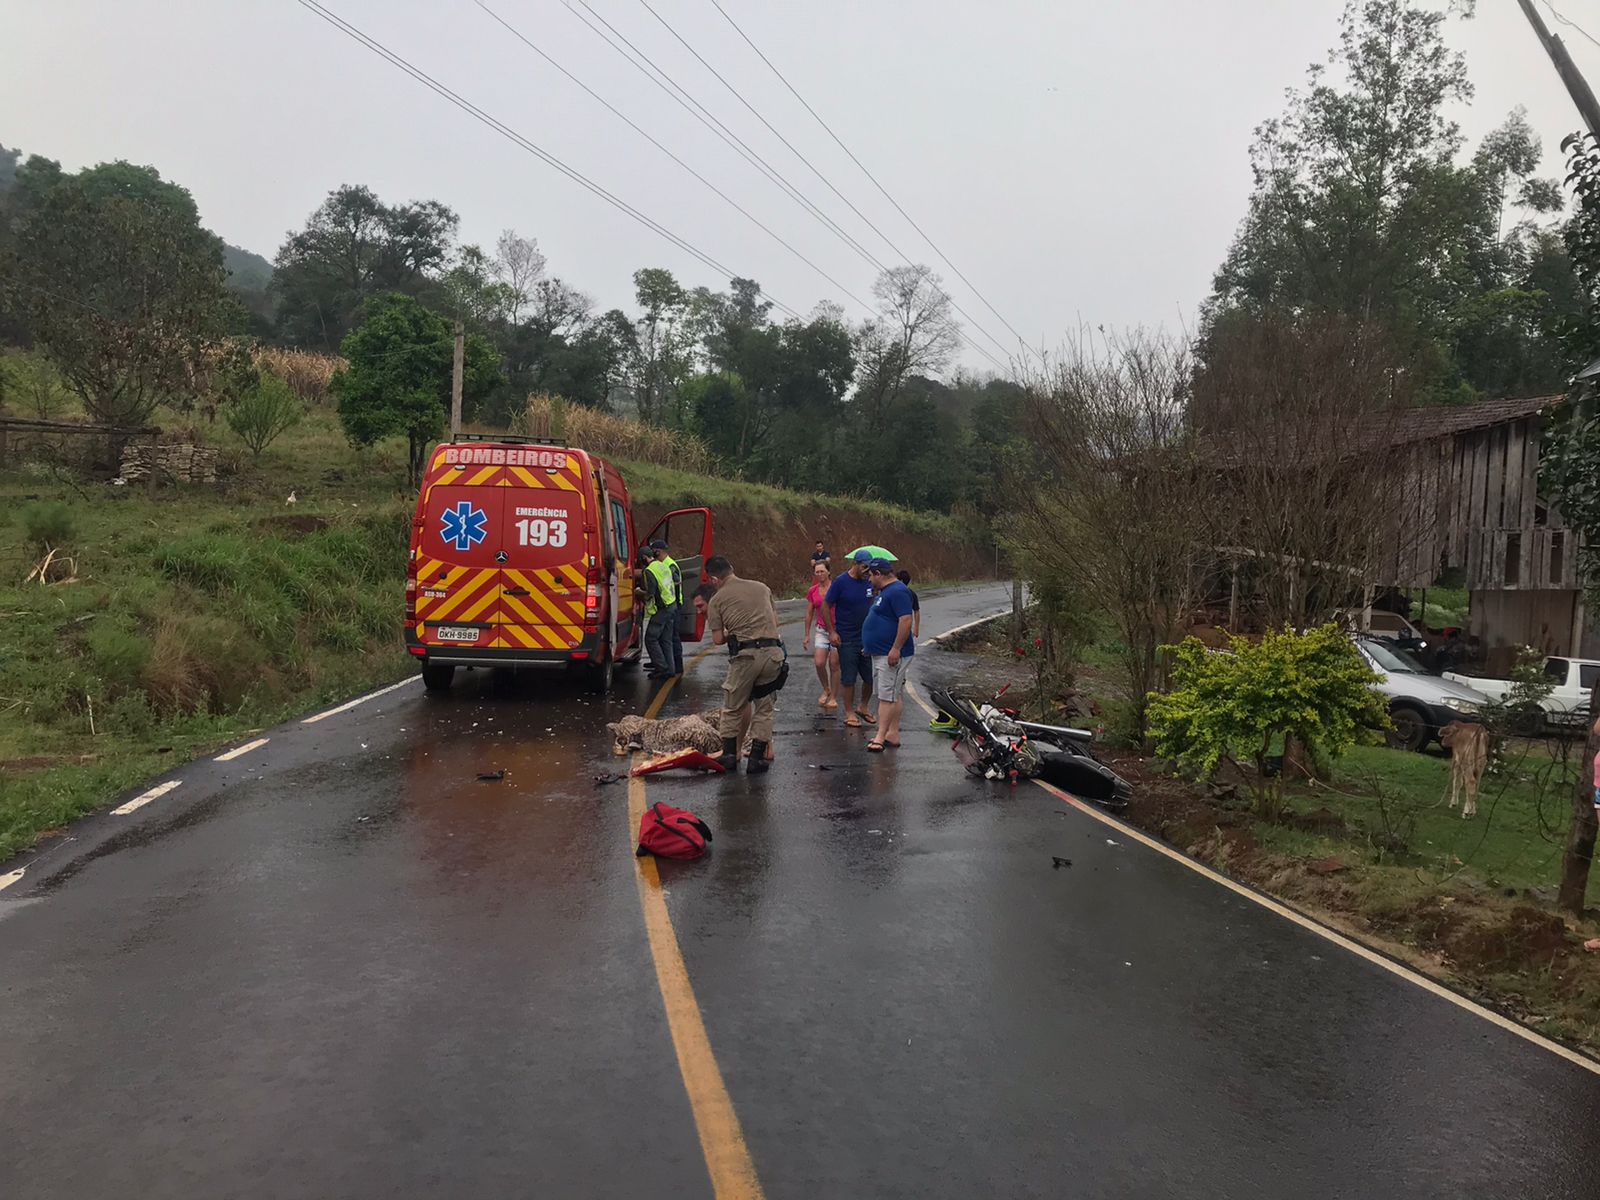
[1105,838,1119,846]
[1052,856,1073,869]
[477,770,505,782]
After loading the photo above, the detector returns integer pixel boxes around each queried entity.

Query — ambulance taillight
[583,567,603,633]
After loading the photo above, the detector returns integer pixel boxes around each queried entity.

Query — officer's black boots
[718,738,740,772]
[746,741,770,774]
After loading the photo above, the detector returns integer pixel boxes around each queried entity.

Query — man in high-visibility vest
[642,539,683,679]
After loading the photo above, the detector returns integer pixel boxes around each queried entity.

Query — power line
[293,0,802,322]
[564,0,1010,375]
[565,0,889,276]
[706,0,1037,360]
[565,0,1013,375]
[632,0,1022,367]
[470,0,877,316]
[1544,1,1600,54]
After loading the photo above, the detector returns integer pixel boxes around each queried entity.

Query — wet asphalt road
[3,581,1600,1199]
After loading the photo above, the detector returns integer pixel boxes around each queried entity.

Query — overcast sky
[6,0,1600,370]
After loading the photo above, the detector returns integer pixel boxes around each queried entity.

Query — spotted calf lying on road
[608,714,723,757]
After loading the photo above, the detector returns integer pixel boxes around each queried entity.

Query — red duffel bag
[636,802,713,860]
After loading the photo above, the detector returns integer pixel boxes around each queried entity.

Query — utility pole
[1516,2,1600,913]
[450,319,465,441]
[1516,0,1600,140]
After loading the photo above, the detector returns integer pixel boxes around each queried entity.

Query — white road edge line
[902,679,1600,1077]
[111,779,181,816]
[301,676,420,725]
[0,866,26,894]
[931,608,1011,645]
[214,737,269,763]
[1033,778,1600,1077]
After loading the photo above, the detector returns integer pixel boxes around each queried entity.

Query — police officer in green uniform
[642,538,683,678]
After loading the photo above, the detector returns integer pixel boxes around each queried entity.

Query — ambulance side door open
[643,507,713,642]
[604,492,636,653]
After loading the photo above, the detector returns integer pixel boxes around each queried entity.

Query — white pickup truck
[1443,656,1600,732]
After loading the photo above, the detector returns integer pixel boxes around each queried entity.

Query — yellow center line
[629,642,766,1199]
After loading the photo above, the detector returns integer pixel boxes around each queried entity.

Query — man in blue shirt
[824,549,876,728]
[861,560,915,751]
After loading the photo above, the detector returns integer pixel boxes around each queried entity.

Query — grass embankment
[620,460,990,597]
[0,413,417,862]
[1,405,986,862]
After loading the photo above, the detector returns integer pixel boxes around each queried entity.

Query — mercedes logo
[495,550,509,564]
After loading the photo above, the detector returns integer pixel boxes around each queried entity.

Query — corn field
[516,393,713,473]
[253,347,343,407]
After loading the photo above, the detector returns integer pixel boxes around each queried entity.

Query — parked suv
[1356,637,1488,752]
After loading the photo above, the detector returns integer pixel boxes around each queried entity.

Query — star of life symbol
[440,501,489,552]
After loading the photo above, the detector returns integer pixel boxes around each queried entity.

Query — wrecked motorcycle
[928,686,1132,809]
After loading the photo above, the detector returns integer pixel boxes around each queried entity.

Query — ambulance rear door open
[642,508,714,642]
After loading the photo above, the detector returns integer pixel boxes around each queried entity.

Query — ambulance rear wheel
[421,662,456,692]
[588,647,614,694]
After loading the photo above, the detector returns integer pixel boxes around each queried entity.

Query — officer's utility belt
[726,636,783,656]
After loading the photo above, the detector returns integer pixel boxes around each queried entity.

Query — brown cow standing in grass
[1439,721,1489,818]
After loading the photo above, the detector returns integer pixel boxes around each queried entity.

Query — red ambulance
[405,437,712,692]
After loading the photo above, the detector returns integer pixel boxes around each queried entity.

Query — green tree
[1542,132,1600,912]
[332,293,502,486]
[688,305,854,477]
[1,161,234,425]
[1208,1,1571,400]
[442,243,517,329]
[0,350,73,419]
[626,267,694,425]
[1148,626,1388,819]
[225,372,302,459]
[272,185,459,351]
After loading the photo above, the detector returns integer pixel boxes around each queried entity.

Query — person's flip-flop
[866,740,886,753]
[855,710,878,726]
[882,738,901,749]
[844,716,863,728]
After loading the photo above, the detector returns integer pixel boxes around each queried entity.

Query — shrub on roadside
[87,618,151,688]
[0,350,74,420]
[225,373,303,458]
[1147,624,1389,820]
[22,501,76,553]
[140,614,269,713]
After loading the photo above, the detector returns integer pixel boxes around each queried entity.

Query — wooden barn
[1370,394,1587,666]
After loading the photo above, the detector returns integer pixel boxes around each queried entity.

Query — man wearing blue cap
[862,559,915,750]
[824,548,877,728]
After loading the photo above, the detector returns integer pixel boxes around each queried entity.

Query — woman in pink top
[804,563,840,709]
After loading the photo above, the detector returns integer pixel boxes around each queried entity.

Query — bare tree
[1192,312,1432,630]
[853,265,962,432]
[1012,329,1208,735]
[529,278,593,339]
[493,229,547,324]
